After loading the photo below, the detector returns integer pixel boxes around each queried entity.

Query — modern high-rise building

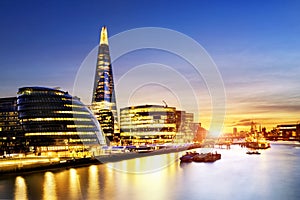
[91,26,119,143]
[17,87,106,157]
[0,97,25,156]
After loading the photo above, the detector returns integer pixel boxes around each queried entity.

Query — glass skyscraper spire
[92,26,119,142]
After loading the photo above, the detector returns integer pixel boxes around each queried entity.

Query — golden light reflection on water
[69,168,82,199]
[43,172,57,200]
[130,154,179,200]
[14,176,28,200]
[87,165,100,199]
[106,153,179,174]
[4,146,300,200]
[104,153,180,200]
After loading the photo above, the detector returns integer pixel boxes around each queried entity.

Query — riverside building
[91,26,119,143]
[274,123,300,141]
[17,87,106,157]
[175,111,194,143]
[120,105,179,145]
[0,97,25,156]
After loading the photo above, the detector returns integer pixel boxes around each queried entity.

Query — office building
[175,111,194,143]
[192,123,207,143]
[17,87,106,157]
[94,109,114,144]
[275,123,300,141]
[0,97,25,156]
[91,26,119,142]
[120,105,177,144]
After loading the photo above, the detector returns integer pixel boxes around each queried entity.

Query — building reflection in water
[10,153,179,200]
[69,168,82,199]
[3,146,300,200]
[87,165,100,199]
[14,176,28,200]
[106,153,179,174]
[102,153,179,200]
[43,172,57,200]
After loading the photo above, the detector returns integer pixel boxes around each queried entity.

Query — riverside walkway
[0,145,190,176]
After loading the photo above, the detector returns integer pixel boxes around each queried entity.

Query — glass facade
[0,97,25,156]
[174,111,194,143]
[93,109,114,144]
[17,87,106,157]
[92,26,119,142]
[120,105,177,145]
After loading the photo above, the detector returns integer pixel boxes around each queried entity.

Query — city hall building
[17,87,107,157]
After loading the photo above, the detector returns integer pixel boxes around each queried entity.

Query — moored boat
[246,151,261,155]
[180,151,199,162]
[192,152,221,162]
[179,151,221,163]
[246,141,270,149]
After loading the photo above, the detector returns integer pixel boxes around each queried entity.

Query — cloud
[253,104,300,113]
[238,119,252,122]
[232,119,257,127]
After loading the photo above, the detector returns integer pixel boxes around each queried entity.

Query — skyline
[0,0,300,133]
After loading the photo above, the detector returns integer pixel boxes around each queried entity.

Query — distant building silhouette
[233,127,237,136]
[273,124,300,141]
[192,123,207,143]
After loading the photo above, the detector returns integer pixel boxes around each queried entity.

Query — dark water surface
[1,143,300,200]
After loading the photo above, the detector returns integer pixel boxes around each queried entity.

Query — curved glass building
[17,87,106,157]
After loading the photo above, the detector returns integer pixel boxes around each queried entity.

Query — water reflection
[87,165,100,199]
[43,172,57,200]
[106,153,180,200]
[14,176,28,200]
[69,168,82,199]
[106,153,179,174]
[2,145,300,200]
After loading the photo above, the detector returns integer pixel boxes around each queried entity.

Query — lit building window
[17,86,107,156]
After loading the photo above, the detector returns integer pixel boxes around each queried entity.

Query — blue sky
[0,0,299,132]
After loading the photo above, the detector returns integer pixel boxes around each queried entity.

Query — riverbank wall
[0,145,192,176]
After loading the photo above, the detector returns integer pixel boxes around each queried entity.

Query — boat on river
[180,151,221,163]
[245,141,270,149]
[180,151,199,162]
[246,151,261,155]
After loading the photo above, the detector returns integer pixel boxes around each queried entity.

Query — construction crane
[162,100,168,107]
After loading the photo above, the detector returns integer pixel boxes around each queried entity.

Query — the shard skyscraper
[92,26,119,142]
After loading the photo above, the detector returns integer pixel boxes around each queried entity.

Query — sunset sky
[0,0,299,133]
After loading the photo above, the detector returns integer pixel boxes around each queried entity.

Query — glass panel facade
[17,87,106,156]
[0,97,25,155]
[120,105,195,145]
[91,26,119,142]
[120,105,178,145]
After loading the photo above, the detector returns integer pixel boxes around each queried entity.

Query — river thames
[1,143,300,200]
